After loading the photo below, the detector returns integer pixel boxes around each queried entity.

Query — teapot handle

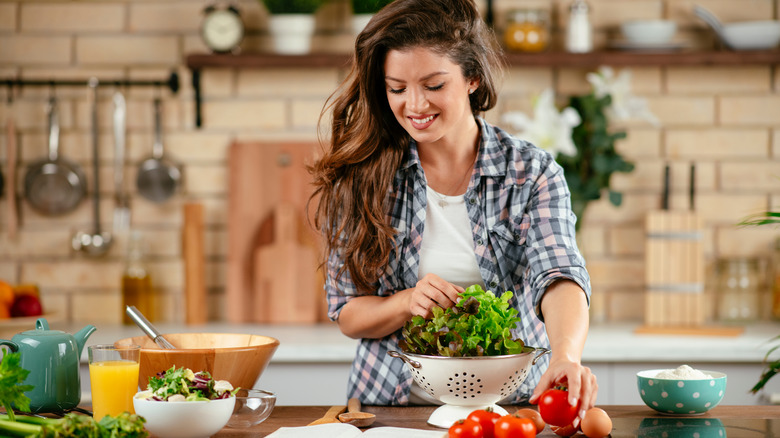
[36,318,50,331]
[0,340,19,352]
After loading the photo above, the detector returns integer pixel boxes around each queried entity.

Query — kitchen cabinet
[184,49,780,127]
[73,321,780,406]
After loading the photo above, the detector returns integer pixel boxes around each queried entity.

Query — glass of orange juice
[88,344,141,420]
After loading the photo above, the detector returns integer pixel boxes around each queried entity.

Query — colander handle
[388,350,421,368]
[532,347,551,365]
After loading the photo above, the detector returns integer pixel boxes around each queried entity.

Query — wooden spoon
[338,398,376,427]
[308,405,346,425]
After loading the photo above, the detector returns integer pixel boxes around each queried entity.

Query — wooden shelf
[186,49,780,70]
[185,50,780,127]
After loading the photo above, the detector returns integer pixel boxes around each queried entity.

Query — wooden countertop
[215,405,780,437]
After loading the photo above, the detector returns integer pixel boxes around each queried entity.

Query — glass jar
[716,257,761,322]
[504,9,550,53]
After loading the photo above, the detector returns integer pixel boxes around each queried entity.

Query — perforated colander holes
[447,372,484,398]
[500,369,528,397]
[413,369,434,392]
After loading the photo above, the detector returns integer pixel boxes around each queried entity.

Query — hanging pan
[136,98,181,203]
[24,96,87,216]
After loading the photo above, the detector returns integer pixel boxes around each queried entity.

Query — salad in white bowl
[134,366,238,438]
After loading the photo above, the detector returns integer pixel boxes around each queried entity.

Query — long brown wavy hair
[309,0,504,293]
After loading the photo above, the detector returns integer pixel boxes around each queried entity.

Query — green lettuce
[399,284,525,356]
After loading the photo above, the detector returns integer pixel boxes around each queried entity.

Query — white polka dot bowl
[637,369,727,415]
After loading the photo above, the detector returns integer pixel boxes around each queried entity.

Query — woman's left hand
[528,358,598,427]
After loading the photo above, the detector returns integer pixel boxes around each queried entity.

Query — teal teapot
[0,318,96,413]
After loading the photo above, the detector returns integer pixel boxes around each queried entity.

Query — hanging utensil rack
[2,71,179,96]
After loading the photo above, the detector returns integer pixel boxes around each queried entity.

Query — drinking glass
[88,344,140,420]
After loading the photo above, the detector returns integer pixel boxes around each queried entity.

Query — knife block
[643,210,705,327]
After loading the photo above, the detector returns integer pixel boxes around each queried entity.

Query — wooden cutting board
[227,141,325,323]
[254,203,319,323]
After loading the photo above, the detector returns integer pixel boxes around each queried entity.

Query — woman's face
[383,47,478,148]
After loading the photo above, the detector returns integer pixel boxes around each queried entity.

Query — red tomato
[449,418,483,438]
[494,415,536,438]
[467,408,501,438]
[537,387,579,427]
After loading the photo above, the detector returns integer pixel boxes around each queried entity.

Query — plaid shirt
[325,117,591,406]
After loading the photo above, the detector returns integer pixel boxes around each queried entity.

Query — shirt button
[469,198,477,205]
[477,238,484,246]
[513,233,521,241]
[489,280,498,288]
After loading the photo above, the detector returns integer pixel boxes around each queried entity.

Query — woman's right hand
[408,274,463,318]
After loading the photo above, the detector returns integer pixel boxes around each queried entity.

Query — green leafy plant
[351,0,393,14]
[557,93,633,230]
[259,0,324,14]
[400,284,525,356]
[504,67,658,232]
[751,334,780,394]
[0,352,33,422]
[740,199,780,394]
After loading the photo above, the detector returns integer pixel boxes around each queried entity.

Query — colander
[389,347,549,428]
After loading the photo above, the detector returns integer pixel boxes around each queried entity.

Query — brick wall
[0,0,778,325]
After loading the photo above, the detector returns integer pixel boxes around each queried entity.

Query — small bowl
[133,395,235,438]
[226,389,276,428]
[722,20,780,50]
[621,20,677,45]
[637,369,727,415]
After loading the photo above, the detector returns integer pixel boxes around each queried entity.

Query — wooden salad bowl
[115,333,279,391]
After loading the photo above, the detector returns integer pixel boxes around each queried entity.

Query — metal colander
[389,347,549,428]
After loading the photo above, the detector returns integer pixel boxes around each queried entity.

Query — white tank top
[417,186,485,289]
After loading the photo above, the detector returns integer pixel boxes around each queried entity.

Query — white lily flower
[586,66,660,126]
[503,88,581,158]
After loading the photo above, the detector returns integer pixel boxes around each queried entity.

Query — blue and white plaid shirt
[325,117,591,405]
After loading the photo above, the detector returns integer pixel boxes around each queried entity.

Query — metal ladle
[72,77,112,256]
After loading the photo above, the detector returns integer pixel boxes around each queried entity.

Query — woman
[309,0,597,422]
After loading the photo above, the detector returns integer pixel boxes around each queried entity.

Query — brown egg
[581,407,612,438]
[551,423,578,437]
[513,408,546,434]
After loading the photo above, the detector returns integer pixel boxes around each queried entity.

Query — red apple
[10,294,43,317]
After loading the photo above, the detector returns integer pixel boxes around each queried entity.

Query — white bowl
[621,20,677,45]
[722,21,780,50]
[134,395,235,438]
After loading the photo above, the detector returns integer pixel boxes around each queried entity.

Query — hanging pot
[136,98,181,203]
[24,96,87,216]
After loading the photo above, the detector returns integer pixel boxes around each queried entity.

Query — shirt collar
[399,116,507,178]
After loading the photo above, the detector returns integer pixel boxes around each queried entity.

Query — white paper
[267,423,445,438]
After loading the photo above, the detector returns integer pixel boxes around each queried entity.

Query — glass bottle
[566,0,593,53]
[122,231,154,324]
[716,257,761,322]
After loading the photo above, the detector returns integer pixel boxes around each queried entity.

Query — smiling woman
[308,0,596,416]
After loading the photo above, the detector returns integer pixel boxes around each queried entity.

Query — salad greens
[400,284,525,356]
[0,412,147,437]
[136,366,237,402]
[0,352,33,421]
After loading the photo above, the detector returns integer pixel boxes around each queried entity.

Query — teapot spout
[74,324,97,357]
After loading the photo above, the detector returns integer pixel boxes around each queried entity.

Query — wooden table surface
[215,404,780,437]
